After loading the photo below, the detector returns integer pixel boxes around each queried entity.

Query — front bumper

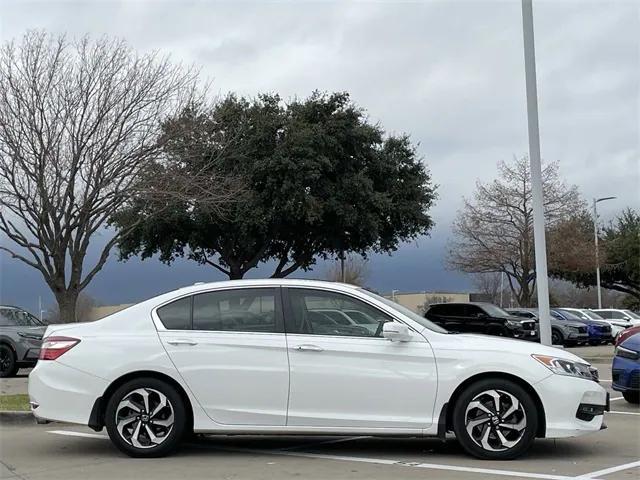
[535,374,608,438]
[612,356,640,393]
[28,360,108,425]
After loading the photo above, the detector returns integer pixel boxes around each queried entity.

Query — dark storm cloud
[0,0,638,310]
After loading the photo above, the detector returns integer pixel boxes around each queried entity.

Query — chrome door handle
[295,344,324,352]
[167,339,198,346]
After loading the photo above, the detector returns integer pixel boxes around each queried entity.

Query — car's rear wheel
[105,377,186,457]
[622,391,639,404]
[452,378,538,460]
[0,344,18,378]
[551,329,564,346]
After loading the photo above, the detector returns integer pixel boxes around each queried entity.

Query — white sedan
[29,280,608,459]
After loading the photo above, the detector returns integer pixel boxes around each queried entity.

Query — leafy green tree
[550,208,640,304]
[113,92,437,279]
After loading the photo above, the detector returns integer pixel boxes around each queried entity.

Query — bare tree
[46,292,100,324]
[0,31,208,322]
[324,255,370,286]
[447,156,585,307]
[471,273,508,306]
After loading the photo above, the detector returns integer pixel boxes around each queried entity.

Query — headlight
[532,354,593,380]
[615,346,640,360]
[567,326,580,332]
[505,320,521,327]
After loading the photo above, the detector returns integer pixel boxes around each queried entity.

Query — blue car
[552,308,613,345]
[612,333,640,404]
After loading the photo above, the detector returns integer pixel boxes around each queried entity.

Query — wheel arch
[89,370,194,433]
[443,371,547,438]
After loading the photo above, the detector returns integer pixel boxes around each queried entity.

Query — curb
[0,410,34,425]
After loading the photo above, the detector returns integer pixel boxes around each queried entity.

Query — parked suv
[0,305,46,377]
[594,309,640,326]
[552,309,613,345]
[506,308,588,346]
[424,302,538,340]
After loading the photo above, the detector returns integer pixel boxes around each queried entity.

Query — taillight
[39,336,80,360]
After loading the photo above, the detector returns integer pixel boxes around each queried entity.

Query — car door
[283,287,437,430]
[432,304,467,332]
[464,305,489,333]
[155,287,290,426]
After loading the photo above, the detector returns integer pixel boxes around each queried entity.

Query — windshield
[583,310,604,320]
[623,310,640,319]
[357,289,448,333]
[0,308,43,327]
[480,303,512,318]
[557,309,587,321]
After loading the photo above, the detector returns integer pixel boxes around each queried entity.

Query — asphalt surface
[1,347,638,479]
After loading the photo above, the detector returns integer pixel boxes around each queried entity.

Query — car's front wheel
[0,344,18,378]
[105,377,186,457]
[622,391,639,404]
[452,378,538,460]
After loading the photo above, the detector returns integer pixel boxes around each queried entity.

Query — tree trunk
[55,291,79,323]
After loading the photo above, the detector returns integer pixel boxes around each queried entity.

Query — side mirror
[382,322,412,342]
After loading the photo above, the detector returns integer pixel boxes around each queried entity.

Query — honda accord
[29,280,608,459]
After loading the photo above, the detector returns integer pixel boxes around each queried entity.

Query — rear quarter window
[157,297,192,330]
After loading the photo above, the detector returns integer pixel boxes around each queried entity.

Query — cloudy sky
[0,0,638,313]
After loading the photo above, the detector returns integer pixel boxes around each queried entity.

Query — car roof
[174,279,362,295]
[428,302,498,307]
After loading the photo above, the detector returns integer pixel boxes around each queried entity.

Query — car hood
[621,333,640,352]
[563,321,588,328]
[442,332,588,364]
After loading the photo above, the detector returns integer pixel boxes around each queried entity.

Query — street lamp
[593,196,616,309]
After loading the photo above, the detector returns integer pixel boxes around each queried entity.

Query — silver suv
[506,308,589,346]
[0,306,46,377]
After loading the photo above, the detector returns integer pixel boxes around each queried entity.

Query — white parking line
[48,430,107,439]
[47,429,638,480]
[244,448,578,480]
[609,397,624,402]
[576,459,640,479]
[608,410,640,416]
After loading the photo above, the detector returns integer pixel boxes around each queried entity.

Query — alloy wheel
[115,388,174,449]
[0,348,12,374]
[464,389,527,452]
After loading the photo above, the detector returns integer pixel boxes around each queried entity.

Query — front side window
[286,289,392,337]
[193,288,278,333]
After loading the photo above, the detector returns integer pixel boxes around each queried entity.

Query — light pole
[521,0,552,345]
[593,196,616,309]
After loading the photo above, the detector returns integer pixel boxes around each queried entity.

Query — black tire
[551,329,564,346]
[105,377,186,458]
[452,378,538,460]
[0,344,18,378]
[622,391,639,404]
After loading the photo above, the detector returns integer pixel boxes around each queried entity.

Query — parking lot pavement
[1,400,638,480]
[0,370,29,396]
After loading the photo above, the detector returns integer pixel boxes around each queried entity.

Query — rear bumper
[28,360,108,425]
[535,374,607,438]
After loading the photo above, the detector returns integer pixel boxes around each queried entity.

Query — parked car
[553,309,613,345]
[506,308,588,346]
[424,302,538,341]
[29,280,608,460]
[0,305,47,377]
[616,325,640,347]
[594,309,640,326]
[560,308,625,340]
[612,333,640,404]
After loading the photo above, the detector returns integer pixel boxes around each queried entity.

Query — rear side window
[193,288,278,333]
[157,297,191,330]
